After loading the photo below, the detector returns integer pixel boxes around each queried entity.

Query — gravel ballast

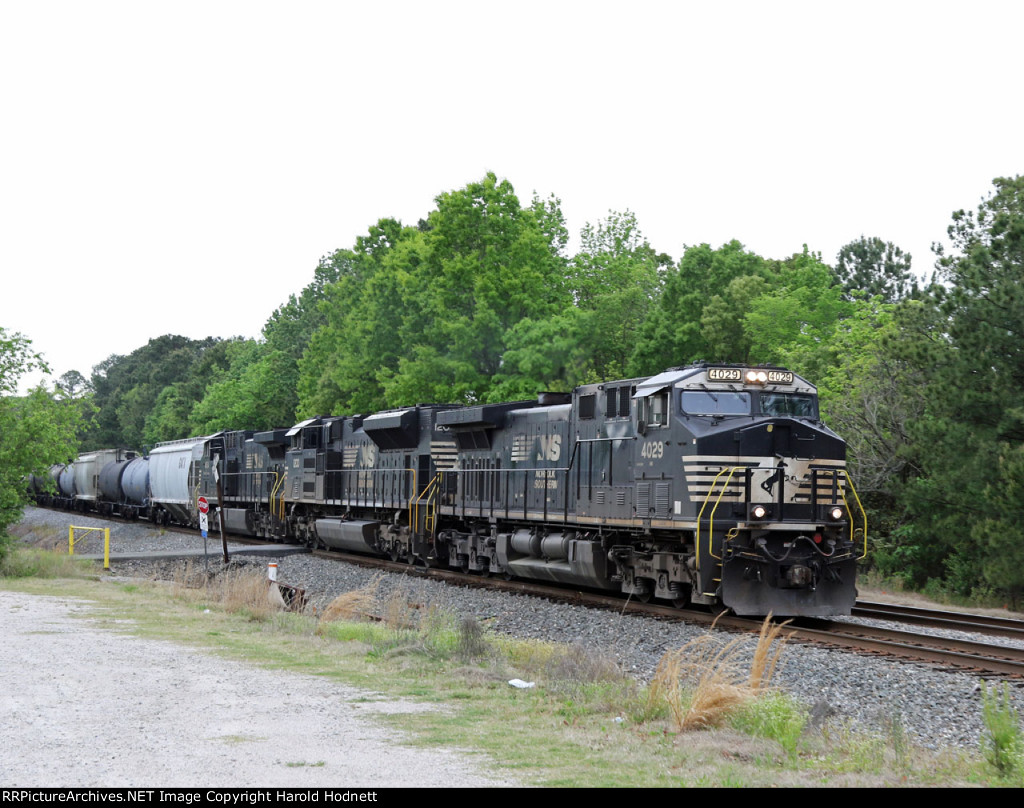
[9,506,1024,780]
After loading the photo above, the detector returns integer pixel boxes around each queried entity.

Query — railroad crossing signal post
[198,496,209,535]
[198,496,210,573]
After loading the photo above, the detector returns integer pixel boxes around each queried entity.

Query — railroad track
[305,548,1024,679]
[852,600,1024,641]
[41,509,1024,679]
[787,616,1024,678]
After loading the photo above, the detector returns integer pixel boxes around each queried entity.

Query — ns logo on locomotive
[34,363,865,617]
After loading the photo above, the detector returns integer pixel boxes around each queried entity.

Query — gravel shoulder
[0,588,521,788]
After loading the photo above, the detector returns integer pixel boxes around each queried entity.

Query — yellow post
[68,526,112,567]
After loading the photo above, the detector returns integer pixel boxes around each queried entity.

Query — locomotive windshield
[680,390,818,418]
[759,392,817,417]
[681,390,751,416]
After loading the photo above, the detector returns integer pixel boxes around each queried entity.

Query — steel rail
[852,600,1024,641]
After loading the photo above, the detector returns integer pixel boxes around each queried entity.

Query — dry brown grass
[380,582,419,630]
[317,576,383,631]
[169,560,284,621]
[219,567,279,620]
[747,615,790,689]
[650,615,792,731]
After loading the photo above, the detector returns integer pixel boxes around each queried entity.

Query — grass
[0,544,1014,787]
[981,680,1024,782]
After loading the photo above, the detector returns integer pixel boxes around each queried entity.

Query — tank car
[57,464,77,508]
[97,453,149,519]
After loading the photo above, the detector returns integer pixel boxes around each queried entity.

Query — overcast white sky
[2,1,1021,394]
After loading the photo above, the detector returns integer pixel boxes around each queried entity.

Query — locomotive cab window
[681,391,751,417]
[759,393,817,418]
[640,390,669,428]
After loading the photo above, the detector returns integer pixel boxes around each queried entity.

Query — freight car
[38,363,865,616]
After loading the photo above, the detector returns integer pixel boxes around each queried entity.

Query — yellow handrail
[836,469,868,560]
[269,470,287,520]
[695,466,744,570]
[257,471,282,520]
[411,472,440,538]
[694,465,868,569]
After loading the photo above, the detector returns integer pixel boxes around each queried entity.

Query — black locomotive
[42,363,866,616]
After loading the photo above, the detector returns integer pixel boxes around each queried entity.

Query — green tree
[88,335,230,449]
[743,248,852,380]
[297,219,423,415]
[300,176,572,412]
[630,240,768,373]
[191,343,299,432]
[897,177,1024,602]
[381,173,571,405]
[569,211,670,379]
[0,329,83,545]
[699,274,768,363]
[484,308,595,401]
[55,370,91,399]
[834,236,919,303]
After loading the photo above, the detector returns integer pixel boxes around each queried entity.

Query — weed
[167,560,284,622]
[649,616,791,732]
[885,711,910,771]
[729,691,808,758]
[318,576,382,629]
[8,523,63,551]
[0,546,94,579]
[220,567,279,621]
[455,616,489,662]
[980,680,1023,779]
[416,604,458,657]
[211,734,266,745]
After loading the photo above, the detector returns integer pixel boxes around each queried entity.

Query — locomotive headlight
[751,504,769,520]
[744,370,769,384]
[829,506,844,521]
